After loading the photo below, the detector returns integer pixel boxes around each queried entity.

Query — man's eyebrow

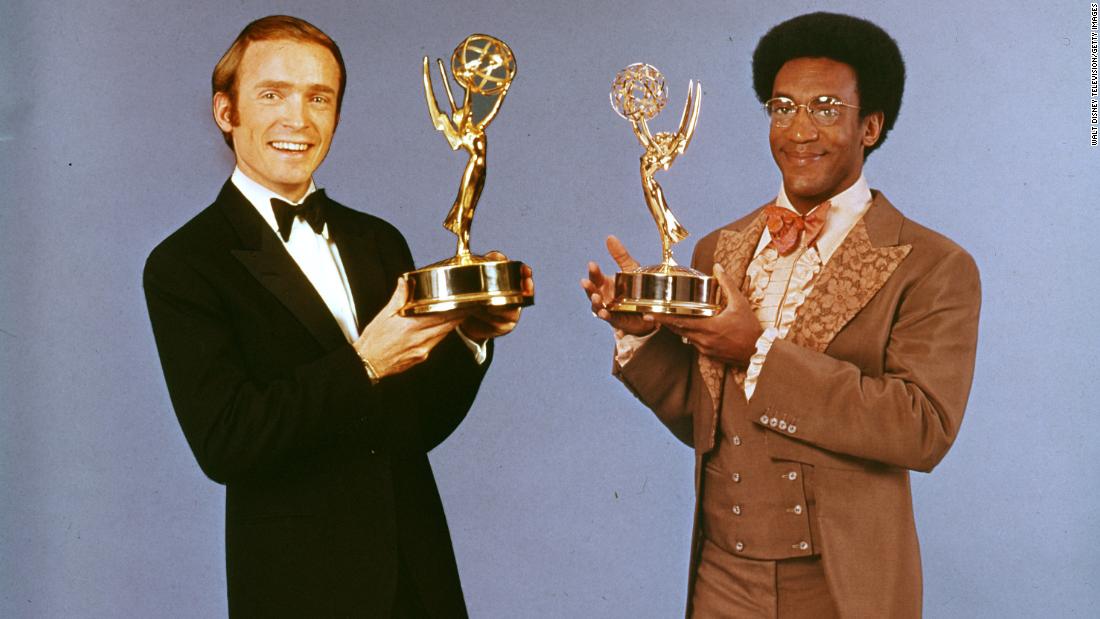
[771,91,843,100]
[253,80,293,90]
[252,80,336,94]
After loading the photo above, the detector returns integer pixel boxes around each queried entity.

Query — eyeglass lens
[767,97,845,127]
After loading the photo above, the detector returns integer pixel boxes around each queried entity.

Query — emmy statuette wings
[608,63,720,316]
[400,34,534,316]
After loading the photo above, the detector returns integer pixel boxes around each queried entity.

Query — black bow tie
[271,189,329,242]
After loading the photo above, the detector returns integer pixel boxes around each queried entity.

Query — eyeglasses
[764,96,860,128]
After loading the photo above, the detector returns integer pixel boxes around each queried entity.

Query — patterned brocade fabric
[785,223,912,354]
[698,214,767,407]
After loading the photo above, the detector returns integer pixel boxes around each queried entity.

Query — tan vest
[700,395,822,560]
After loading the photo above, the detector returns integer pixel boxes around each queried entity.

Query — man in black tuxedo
[143,15,529,617]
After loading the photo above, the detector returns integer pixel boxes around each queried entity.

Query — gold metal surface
[401,34,531,316]
[613,264,721,317]
[423,34,514,260]
[608,64,719,315]
[403,259,533,315]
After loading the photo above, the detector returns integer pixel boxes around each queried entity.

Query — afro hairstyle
[752,12,905,157]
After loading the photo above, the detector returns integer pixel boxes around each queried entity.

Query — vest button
[787,504,803,515]
[793,541,809,551]
[731,505,741,515]
[735,541,745,552]
[732,473,741,483]
[786,471,798,481]
[731,435,742,446]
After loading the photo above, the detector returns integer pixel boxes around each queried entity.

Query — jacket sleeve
[611,237,720,447]
[385,330,492,453]
[143,246,382,485]
[747,246,981,472]
[372,227,492,453]
[614,329,697,446]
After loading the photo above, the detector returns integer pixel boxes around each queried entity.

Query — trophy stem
[662,244,676,267]
[455,236,472,260]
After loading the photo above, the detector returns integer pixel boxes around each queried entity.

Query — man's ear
[862,110,884,148]
[213,92,235,134]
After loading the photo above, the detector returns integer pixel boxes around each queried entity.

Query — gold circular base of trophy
[609,267,721,317]
[400,259,534,316]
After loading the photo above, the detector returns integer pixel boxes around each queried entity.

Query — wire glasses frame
[764,96,860,128]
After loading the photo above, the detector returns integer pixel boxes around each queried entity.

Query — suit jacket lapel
[325,203,390,331]
[217,181,348,350]
[715,213,768,294]
[786,192,912,353]
[695,193,912,413]
[697,212,768,411]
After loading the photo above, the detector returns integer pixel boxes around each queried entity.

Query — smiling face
[768,57,883,214]
[213,39,340,201]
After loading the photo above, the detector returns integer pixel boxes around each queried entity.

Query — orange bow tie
[764,202,831,256]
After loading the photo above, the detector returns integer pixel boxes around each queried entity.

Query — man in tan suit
[582,12,980,618]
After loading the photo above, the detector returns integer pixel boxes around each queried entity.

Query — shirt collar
[755,173,873,263]
[231,167,319,239]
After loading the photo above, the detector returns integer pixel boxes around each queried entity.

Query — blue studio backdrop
[1,1,1096,617]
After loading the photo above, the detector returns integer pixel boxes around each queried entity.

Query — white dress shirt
[233,168,360,342]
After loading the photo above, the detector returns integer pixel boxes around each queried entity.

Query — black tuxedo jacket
[144,181,489,617]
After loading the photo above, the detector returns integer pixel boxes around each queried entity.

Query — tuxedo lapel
[697,212,768,412]
[325,203,390,331]
[216,182,348,351]
[787,193,912,353]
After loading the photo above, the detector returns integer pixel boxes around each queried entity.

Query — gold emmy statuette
[607,63,720,316]
[400,34,534,315]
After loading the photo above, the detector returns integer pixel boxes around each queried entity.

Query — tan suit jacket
[616,192,981,618]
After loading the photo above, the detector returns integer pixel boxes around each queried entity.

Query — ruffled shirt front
[740,244,823,396]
